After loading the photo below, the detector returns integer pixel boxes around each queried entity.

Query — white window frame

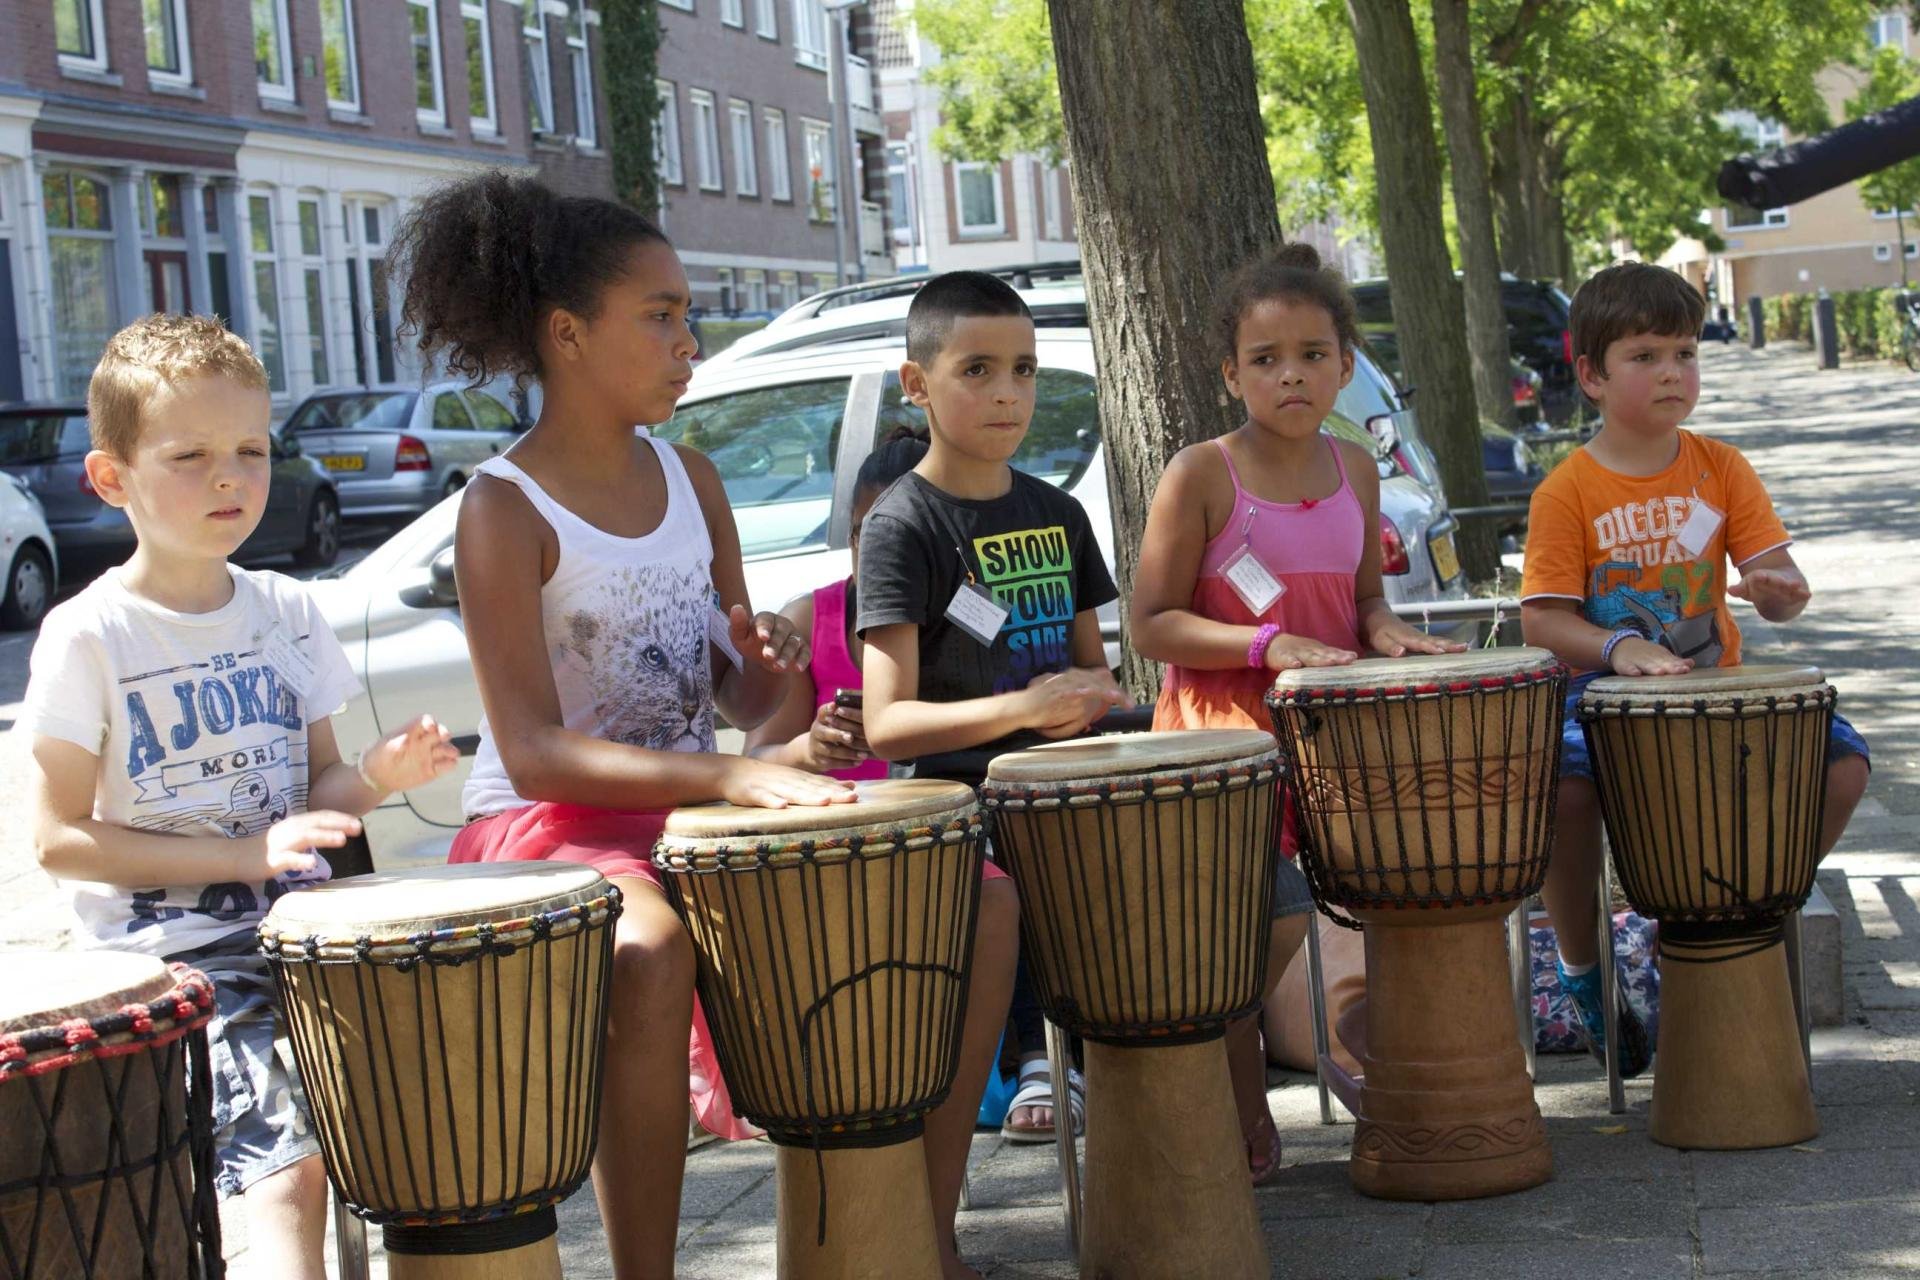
[524,1,554,134]
[658,0,693,9]
[58,0,110,74]
[567,2,596,147]
[792,0,827,70]
[144,0,193,86]
[1876,243,1894,262]
[691,89,723,192]
[1722,114,1787,231]
[743,267,767,313]
[728,100,758,196]
[955,161,1005,236]
[656,80,685,185]
[254,0,296,99]
[1724,204,1789,231]
[803,116,833,220]
[722,0,744,26]
[716,266,735,313]
[754,0,777,37]
[1869,11,1908,48]
[321,0,361,110]
[410,0,448,127]
[461,0,498,134]
[776,269,797,309]
[296,195,332,388]
[764,107,792,201]
[1043,167,1065,241]
[886,142,912,245]
[247,188,289,394]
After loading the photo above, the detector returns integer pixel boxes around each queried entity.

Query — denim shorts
[174,939,322,1198]
[1559,670,1871,782]
[1273,852,1316,918]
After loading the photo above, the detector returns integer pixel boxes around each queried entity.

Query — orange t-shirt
[1521,430,1790,671]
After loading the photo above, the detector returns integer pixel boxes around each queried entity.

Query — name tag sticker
[1675,499,1725,559]
[260,627,316,701]
[708,606,744,671]
[1221,544,1287,615]
[945,581,1009,647]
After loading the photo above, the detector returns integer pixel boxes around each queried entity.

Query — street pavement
[1,341,1917,1277]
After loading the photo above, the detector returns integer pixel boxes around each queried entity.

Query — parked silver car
[282,378,530,518]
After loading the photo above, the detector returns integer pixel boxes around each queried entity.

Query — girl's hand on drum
[1025,671,1131,738]
[1367,616,1468,658]
[803,701,870,771]
[1263,634,1358,671]
[723,758,858,809]
[731,604,810,674]
[360,714,459,793]
[1608,637,1693,677]
[257,811,363,877]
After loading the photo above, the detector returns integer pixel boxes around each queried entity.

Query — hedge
[1762,286,1906,362]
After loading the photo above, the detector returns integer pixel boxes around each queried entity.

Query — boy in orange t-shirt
[1521,263,1870,1075]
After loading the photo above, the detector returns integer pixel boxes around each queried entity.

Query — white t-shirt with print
[22,565,361,958]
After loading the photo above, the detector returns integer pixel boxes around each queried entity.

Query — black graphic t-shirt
[856,469,1117,786]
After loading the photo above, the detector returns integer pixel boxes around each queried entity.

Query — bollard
[1747,296,1766,350]
[1812,292,1839,370]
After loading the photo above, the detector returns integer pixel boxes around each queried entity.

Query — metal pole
[826,9,851,287]
[1044,1020,1082,1258]
[1303,918,1337,1124]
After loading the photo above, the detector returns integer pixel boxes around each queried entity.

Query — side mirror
[402,545,460,609]
[280,434,302,457]
[1364,412,1399,460]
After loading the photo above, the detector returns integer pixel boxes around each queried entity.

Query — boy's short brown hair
[87,314,269,459]
[1569,263,1706,379]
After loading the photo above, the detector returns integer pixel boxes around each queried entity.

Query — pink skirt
[450,801,1010,1142]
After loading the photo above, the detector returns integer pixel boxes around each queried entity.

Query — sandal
[1000,1059,1086,1143]
[1247,1114,1284,1186]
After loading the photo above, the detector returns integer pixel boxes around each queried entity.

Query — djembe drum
[1578,665,1834,1150]
[653,780,984,1280]
[259,863,621,1279]
[980,731,1279,1280]
[1268,650,1563,1201]
[0,952,221,1280]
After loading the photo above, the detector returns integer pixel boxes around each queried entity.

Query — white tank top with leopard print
[462,433,719,818]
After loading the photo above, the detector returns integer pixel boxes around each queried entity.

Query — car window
[286,392,416,433]
[0,413,91,464]
[461,389,519,432]
[876,368,1101,491]
[432,393,476,432]
[1501,286,1570,347]
[658,378,849,558]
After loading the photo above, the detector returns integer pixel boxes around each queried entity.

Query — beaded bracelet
[1600,628,1639,668]
[1248,623,1282,670]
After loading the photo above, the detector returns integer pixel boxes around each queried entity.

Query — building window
[956,162,1005,236]
[722,0,743,26]
[886,141,914,247]
[143,0,191,85]
[248,192,287,393]
[320,0,360,109]
[410,0,447,126]
[743,268,767,312]
[729,100,758,196]
[656,81,684,185]
[253,0,294,98]
[297,197,331,387]
[658,0,692,9]
[566,1,595,147]
[462,0,497,134]
[42,169,117,397]
[691,89,723,192]
[56,0,108,72]
[776,269,797,310]
[716,266,735,313]
[765,107,791,201]
[755,0,776,37]
[524,2,554,134]
[812,271,837,294]
[1869,11,1908,48]
[1044,167,1065,240]
[792,0,827,69]
[148,173,185,239]
[803,117,833,221]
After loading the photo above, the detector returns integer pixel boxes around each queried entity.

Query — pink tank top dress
[807,579,888,783]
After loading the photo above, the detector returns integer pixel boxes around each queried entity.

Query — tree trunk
[1489,90,1571,286]
[1430,0,1516,433]
[1345,0,1497,584]
[1046,0,1281,701]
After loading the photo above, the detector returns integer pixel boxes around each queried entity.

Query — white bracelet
[353,751,379,792]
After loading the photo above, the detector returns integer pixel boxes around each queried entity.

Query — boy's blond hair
[87,315,269,459]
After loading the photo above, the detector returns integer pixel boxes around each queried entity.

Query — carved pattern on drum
[1353,1112,1546,1161]
[1297,758,1540,808]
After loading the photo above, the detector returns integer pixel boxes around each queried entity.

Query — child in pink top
[1130,242,1464,1184]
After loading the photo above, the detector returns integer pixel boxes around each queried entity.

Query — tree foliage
[1851,44,1920,225]
[916,0,1065,164]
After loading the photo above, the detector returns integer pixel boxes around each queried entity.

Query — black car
[0,403,341,572]
[1353,276,1582,426]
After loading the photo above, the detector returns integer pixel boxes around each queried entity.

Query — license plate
[1429,529,1461,583]
[321,455,365,472]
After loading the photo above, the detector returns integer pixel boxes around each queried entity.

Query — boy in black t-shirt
[859,270,1130,1158]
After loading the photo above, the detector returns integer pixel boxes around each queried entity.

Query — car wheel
[0,543,52,630]
[294,491,340,568]
[442,473,467,499]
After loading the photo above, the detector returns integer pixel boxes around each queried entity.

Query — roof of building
[872,0,914,70]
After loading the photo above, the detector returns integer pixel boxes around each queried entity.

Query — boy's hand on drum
[723,758,857,809]
[731,604,810,674]
[1263,634,1358,671]
[803,701,870,771]
[256,810,363,878]
[1608,637,1693,677]
[360,714,459,793]
[1728,568,1811,617]
[1367,616,1468,658]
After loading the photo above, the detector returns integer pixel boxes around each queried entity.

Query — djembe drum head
[981,729,1282,1045]
[0,951,220,1279]
[1269,648,1565,914]
[259,862,621,1236]
[654,779,984,1148]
